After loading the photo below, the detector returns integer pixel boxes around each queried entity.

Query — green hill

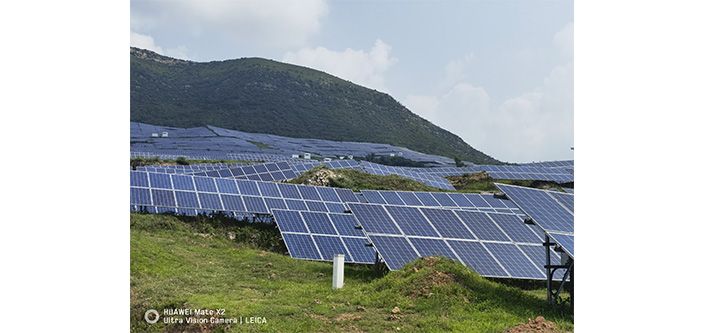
[130,47,502,164]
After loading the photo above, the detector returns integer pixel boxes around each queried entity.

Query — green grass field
[130,213,573,332]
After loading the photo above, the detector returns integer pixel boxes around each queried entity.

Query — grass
[131,213,573,332]
[447,172,569,193]
[288,165,442,192]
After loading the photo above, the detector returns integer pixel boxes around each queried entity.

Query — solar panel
[454,210,510,242]
[517,244,567,281]
[198,193,223,210]
[347,203,402,235]
[214,178,238,194]
[277,183,302,199]
[300,211,337,235]
[341,237,377,263]
[396,191,424,206]
[236,179,261,196]
[366,235,418,270]
[281,233,322,260]
[495,183,573,234]
[482,242,544,279]
[220,194,246,211]
[407,238,459,261]
[152,189,176,207]
[257,182,281,197]
[547,232,574,258]
[360,190,387,204]
[488,213,543,244]
[313,235,351,261]
[333,188,359,203]
[446,240,509,278]
[379,191,405,205]
[547,191,574,214]
[194,177,217,193]
[149,173,172,189]
[419,208,476,240]
[384,206,439,237]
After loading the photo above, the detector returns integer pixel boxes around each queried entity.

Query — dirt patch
[505,316,560,333]
[308,313,330,323]
[335,313,362,322]
[407,257,458,299]
[302,167,341,187]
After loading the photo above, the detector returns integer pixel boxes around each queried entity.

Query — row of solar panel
[360,161,456,190]
[272,210,377,264]
[359,190,523,215]
[189,162,297,182]
[130,170,364,203]
[485,171,574,183]
[342,203,565,279]
[346,204,563,279]
[495,184,574,260]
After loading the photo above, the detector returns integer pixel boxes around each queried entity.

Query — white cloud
[132,0,328,50]
[282,39,399,92]
[130,31,163,54]
[553,22,574,61]
[130,31,191,60]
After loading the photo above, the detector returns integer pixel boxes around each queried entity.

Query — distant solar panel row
[479,165,574,183]
[272,209,377,264]
[190,162,297,181]
[347,203,563,280]
[359,190,523,215]
[130,171,364,215]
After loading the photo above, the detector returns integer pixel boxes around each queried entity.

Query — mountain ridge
[130,47,502,164]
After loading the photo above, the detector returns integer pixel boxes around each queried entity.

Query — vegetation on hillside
[287,165,442,192]
[130,213,573,332]
[130,47,501,165]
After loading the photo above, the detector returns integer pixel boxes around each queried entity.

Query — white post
[332,254,344,289]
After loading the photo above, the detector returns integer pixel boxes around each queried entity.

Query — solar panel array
[347,203,564,280]
[359,190,524,215]
[190,162,297,181]
[479,165,574,183]
[495,183,574,259]
[130,170,363,216]
[272,209,377,264]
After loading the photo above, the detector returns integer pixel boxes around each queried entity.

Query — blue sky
[131,0,574,163]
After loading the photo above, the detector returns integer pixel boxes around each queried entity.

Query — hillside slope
[130,47,501,164]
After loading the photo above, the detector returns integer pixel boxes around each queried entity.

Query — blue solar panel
[152,189,176,207]
[257,182,282,198]
[548,232,574,258]
[264,197,287,211]
[347,203,401,235]
[488,213,543,244]
[220,194,245,211]
[278,183,302,199]
[384,206,439,237]
[430,193,457,207]
[496,184,573,233]
[361,190,387,204]
[408,238,458,261]
[281,233,321,260]
[130,187,151,205]
[367,235,418,270]
[305,200,329,212]
[170,174,195,191]
[214,178,238,194]
[414,192,441,206]
[334,188,359,203]
[313,235,350,261]
[149,173,172,189]
[446,240,508,277]
[465,194,490,208]
[196,193,221,210]
[236,180,261,196]
[379,191,405,205]
[193,177,217,193]
[342,237,377,263]
[396,192,424,206]
[130,171,149,187]
[547,191,574,214]
[483,194,508,209]
[301,211,337,235]
[329,214,365,237]
[272,210,308,233]
[447,193,474,208]
[517,244,567,281]
[482,242,544,279]
[324,202,346,213]
[454,210,510,242]
[419,208,476,240]
[316,187,341,202]
[242,196,268,213]
[298,186,322,201]
[284,199,308,211]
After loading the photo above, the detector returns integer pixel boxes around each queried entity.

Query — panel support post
[332,254,344,289]
[545,234,553,305]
